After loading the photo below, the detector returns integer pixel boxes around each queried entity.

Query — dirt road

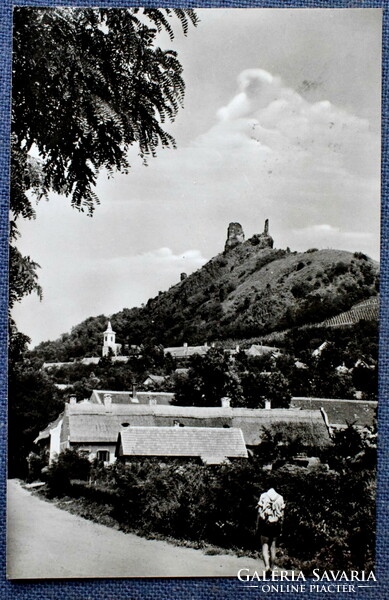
[7,479,263,579]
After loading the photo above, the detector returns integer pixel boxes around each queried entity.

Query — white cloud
[13,247,207,346]
[119,67,379,257]
[14,66,380,346]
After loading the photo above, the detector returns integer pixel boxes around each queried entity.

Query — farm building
[35,396,331,465]
[115,426,248,464]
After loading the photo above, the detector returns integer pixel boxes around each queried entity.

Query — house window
[96,450,110,463]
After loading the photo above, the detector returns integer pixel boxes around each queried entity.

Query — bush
[26,450,48,483]
[45,435,375,573]
[92,454,375,571]
[291,282,308,298]
[44,449,91,498]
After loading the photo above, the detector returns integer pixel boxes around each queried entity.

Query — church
[102,321,122,357]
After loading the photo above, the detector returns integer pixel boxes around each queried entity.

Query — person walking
[256,487,285,576]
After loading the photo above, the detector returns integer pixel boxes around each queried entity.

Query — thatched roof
[34,413,64,444]
[62,402,330,447]
[89,390,173,405]
[116,426,248,462]
[291,397,377,428]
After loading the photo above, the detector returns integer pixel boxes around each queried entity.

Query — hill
[29,222,379,362]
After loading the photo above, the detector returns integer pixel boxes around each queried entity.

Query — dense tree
[9,8,198,473]
[8,361,63,477]
[173,348,244,407]
[10,6,198,306]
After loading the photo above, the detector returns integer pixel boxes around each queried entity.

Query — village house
[142,374,168,388]
[34,394,333,465]
[115,426,248,464]
[291,397,377,433]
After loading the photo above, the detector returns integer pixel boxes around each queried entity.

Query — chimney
[180,272,187,281]
[264,219,269,235]
[221,397,231,408]
[104,393,112,408]
[69,396,77,405]
[183,342,188,348]
[265,399,271,410]
[132,383,137,400]
[149,397,157,406]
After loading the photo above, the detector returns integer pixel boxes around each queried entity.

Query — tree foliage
[10,6,198,305]
[8,361,63,477]
[173,347,244,407]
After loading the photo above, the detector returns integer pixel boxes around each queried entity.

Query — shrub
[44,449,91,498]
[89,453,375,572]
[354,252,368,260]
[26,450,48,483]
[291,282,308,298]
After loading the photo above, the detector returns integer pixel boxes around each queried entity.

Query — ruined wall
[225,222,245,251]
[250,219,274,249]
[225,220,273,252]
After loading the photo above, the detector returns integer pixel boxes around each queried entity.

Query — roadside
[7,479,264,579]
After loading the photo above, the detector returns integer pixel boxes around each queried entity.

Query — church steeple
[102,321,121,357]
[104,321,114,334]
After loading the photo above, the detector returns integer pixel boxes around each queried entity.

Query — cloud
[14,68,380,346]
[12,247,207,346]
[217,69,283,121]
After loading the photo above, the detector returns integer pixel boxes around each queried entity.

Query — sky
[12,8,382,347]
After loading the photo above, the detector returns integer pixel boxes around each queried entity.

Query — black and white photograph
[7,6,381,582]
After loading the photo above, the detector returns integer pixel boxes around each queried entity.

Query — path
[7,479,263,579]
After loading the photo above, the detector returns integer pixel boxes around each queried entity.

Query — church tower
[102,321,121,357]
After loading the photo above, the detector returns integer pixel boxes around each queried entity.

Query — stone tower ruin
[225,222,245,252]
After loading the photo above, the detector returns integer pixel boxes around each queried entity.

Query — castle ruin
[224,220,273,252]
[224,222,245,251]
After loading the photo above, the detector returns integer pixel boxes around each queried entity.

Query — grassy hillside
[30,235,379,363]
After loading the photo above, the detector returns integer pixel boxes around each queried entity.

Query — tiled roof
[143,375,167,385]
[81,357,101,365]
[42,362,73,369]
[246,344,280,356]
[291,397,377,428]
[116,426,248,460]
[175,368,189,375]
[163,345,209,358]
